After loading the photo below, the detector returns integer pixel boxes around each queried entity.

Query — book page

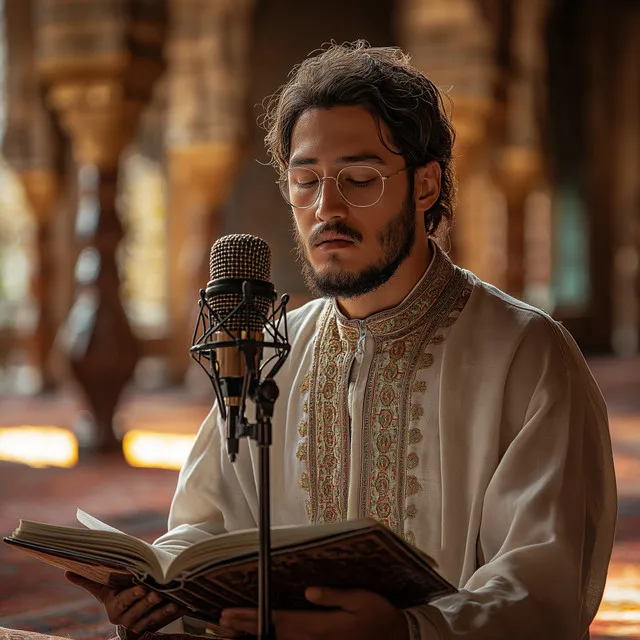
[11,518,168,580]
[76,509,177,577]
[167,518,376,579]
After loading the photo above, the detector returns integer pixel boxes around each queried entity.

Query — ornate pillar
[396,0,498,268]
[2,0,63,392]
[495,0,550,300]
[609,5,639,354]
[165,0,255,384]
[34,0,166,449]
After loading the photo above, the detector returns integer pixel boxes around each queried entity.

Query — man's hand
[220,587,410,640]
[65,572,188,637]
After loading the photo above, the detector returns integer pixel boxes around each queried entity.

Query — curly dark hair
[262,40,457,235]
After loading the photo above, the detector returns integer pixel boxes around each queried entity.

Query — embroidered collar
[330,240,456,339]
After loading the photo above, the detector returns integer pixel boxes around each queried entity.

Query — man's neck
[336,241,433,320]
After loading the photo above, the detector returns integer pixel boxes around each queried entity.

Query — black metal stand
[252,379,279,640]
[190,279,291,640]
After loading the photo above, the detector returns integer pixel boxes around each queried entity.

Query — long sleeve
[404,320,617,639]
[152,406,258,556]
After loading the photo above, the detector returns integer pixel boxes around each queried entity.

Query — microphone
[190,234,290,461]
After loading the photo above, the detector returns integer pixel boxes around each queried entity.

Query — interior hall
[0,0,638,638]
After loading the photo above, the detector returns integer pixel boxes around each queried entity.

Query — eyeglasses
[277,165,410,209]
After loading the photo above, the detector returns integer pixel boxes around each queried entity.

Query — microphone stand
[251,378,279,640]
[191,280,290,640]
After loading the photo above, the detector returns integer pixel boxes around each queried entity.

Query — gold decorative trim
[419,352,435,369]
[412,380,427,393]
[406,475,422,496]
[297,243,473,538]
[300,372,311,394]
[407,452,419,470]
[300,303,358,523]
[410,404,424,421]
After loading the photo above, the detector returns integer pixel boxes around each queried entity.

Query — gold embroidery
[407,452,419,469]
[298,243,473,538]
[419,352,435,369]
[405,531,416,546]
[300,372,311,394]
[410,404,424,421]
[412,380,427,393]
[304,304,358,524]
[406,475,422,496]
[297,369,312,515]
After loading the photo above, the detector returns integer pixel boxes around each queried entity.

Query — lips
[315,235,355,248]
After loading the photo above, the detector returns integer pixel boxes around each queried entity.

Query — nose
[314,176,348,222]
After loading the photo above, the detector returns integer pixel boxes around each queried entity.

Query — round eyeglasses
[277,165,410,209]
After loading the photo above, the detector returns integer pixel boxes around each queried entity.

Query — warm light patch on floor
[122,430,196,470]
[0,426,78,468]
[592,562,640,637]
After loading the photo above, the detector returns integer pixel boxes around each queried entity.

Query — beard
[294,195,417,299]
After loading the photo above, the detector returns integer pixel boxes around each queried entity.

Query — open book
[4,510,456,625]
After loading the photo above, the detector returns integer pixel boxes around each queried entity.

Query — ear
[413,160,441,215]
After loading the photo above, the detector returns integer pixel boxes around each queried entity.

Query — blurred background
[0,0,638,638]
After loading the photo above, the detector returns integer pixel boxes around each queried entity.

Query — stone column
[495,0,550,300]
[34,0,166,450]
[610,6,640,354]
[164,0,255,384]
[396,0,498,268]
[2,0,63,392]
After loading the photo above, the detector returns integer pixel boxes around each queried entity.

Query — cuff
[403,607,443,640]
[116,626,138,640]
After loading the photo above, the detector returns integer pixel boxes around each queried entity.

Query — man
[68,41,617,639]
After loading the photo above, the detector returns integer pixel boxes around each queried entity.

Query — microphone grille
[207,234,272,332]
[209,234,271,282]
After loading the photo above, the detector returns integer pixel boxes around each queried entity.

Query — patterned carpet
[0,453,179,639]
[0,358,638,639]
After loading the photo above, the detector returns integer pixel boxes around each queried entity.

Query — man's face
[287,106,421,298]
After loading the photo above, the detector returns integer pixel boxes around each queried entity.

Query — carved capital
[167,142,244,210]
[47,81,140,168]
[35,0,166,168]
[397,0,498,170]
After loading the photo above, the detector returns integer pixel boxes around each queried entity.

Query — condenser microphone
[202,234,276,460]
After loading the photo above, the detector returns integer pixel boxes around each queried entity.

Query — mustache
[308,222,363,246]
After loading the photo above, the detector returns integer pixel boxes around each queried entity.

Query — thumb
[305,587,368,612]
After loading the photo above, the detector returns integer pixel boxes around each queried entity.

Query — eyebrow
[289,153,386,167]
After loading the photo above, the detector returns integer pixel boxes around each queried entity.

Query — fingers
[219,609,258,636]
[65,574,186,635]
[305,587,369,611]
[127,601,187,635]
[115,590,161,629]
[106,586,186,634]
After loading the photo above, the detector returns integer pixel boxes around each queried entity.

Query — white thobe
[154,241,617,639]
